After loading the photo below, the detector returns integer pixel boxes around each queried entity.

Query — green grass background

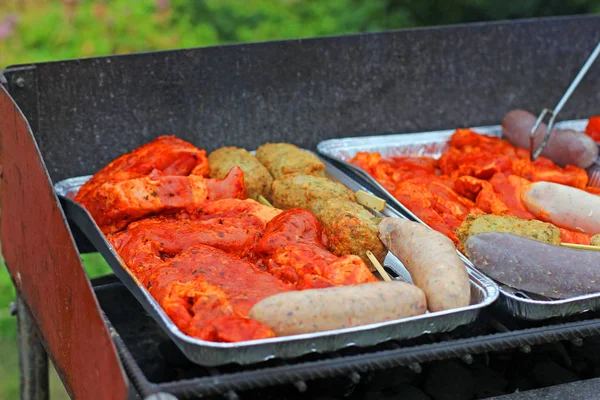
[0,253,111,399]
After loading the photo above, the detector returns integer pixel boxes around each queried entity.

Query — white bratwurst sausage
[522,181,600,235]
[378,218,471,312]
[248,281,426,336]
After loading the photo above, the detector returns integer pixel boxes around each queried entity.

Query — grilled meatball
[270,173,356,209]
[311,198,387,270]
[255,143,326,179]
[208,147,273,200]
[591,234,600,247]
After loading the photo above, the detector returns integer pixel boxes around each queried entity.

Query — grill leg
[16,294,49,400]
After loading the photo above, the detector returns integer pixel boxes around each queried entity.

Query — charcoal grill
[3,15,600,400]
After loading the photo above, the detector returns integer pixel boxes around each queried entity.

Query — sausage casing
[522,181,600,235]
[502,109,598,168]
[379,218,470,312]
[248,281,427,336]
[466,232,600,298]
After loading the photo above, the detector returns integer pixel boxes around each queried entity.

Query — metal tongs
[530,40,600,161]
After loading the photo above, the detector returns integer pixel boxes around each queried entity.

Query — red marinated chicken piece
[82,167,246,233]
[440,148,513,179]
[513,158,588,189]
[109,216,265,273]
[425,178,480,220]
[107,199,294,342]
[251,209,377,288]
[560,228,591,245]
[109,198,280,274]
[488,173,534,220]
[75,136,209,204]
[350,152,436,192]
[192,198,282,225]
[586,116,600,142]
[454,176,509,215]
[145,244,291,342]
[449,128,517,155]
[440,129,518,178]
[393,180,463,243]
[197,316,277,342]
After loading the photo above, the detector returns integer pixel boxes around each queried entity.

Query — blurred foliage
[1,0,600,68]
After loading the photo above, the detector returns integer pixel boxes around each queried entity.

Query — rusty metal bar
[16,294,49,400]
[0,77,128,400]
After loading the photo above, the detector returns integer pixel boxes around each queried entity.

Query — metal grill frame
[2,14,600,399]
[97,275,600,399]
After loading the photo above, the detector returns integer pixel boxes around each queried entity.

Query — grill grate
[93,276,600,399]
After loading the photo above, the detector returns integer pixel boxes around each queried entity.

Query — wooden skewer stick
[257,195,274,208]
[366,250,392,282]
[355,190,386,212]
[560,242,600,252]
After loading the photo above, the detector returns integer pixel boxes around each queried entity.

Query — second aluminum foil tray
[317,119,597,321]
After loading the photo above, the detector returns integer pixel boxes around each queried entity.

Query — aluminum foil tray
[54,156,498,366]
[317,119,596,321]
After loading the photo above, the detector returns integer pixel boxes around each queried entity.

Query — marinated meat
[83,166,246,233]
[77,137,380,343]
[107,200,376,341]
[586,116,600,142]
[75,135,209,204]
[351,128,593,245]
[251,208,378,288]
[143,244,290,341]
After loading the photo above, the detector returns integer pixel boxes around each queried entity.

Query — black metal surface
[3,66,38,136]
[4,15,600,184]
[94,276,600,399]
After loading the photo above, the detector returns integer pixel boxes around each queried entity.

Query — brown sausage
[378,218,470,312]
[248,281,426,336]
[502,109,598,168]
[466,232,600,298]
